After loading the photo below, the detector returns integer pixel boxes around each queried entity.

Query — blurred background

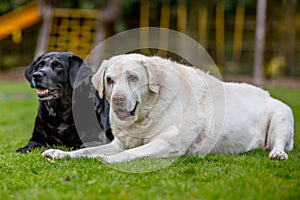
[0,0,299,85]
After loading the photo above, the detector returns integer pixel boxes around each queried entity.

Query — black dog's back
[17,52,112,153]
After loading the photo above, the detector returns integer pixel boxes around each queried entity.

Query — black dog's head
[25,52,90,100]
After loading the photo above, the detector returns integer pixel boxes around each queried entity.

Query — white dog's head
[92,54,165,127]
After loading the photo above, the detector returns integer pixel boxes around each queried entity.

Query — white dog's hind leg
[267,100,294,160]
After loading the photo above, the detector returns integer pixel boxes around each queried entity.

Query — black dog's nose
[33,71,44,80]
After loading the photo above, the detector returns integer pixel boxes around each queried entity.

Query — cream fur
[42,54,294,163]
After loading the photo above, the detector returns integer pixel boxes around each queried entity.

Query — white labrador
[42,54,294,163]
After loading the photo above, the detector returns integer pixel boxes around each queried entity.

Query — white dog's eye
[128,74,138,82]
[106,77,115,85]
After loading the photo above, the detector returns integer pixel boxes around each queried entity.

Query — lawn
[0,80,299,200]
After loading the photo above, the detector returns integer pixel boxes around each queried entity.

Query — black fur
[17,52,112,153]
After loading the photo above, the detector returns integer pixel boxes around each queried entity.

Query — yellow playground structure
[0,1,115,59]
[1,1,247,64]
[0,2,40,43]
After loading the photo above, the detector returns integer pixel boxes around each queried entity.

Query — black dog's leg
[16,140,45,153]
[17,116,47,153]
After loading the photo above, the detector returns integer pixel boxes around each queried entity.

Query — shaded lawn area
[0,80,299,200]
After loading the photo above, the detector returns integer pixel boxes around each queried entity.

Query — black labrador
[17,52,113,153]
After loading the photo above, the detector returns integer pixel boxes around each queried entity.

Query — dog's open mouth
[36,87,59,100]
[115,102,139,120]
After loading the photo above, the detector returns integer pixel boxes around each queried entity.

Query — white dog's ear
[142,58,165,93]
[92,60,108,98]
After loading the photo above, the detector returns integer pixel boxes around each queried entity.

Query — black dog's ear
[69,54,92,89]
[24,54,45,88]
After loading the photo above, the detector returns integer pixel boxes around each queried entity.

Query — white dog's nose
[112,93,126,105]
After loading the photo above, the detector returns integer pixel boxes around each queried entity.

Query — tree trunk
[254,0,267,85]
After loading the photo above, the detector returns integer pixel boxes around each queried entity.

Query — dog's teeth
[37,89,49,94]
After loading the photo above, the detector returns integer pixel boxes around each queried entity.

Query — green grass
[0,80,299,200]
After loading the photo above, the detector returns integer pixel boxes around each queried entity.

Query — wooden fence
[133,0,299,77]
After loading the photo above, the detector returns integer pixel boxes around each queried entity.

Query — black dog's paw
[16,141,45,153]
[16,146,32,153]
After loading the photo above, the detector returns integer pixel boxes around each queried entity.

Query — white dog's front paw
[269,150,288,160]
[42,149,70,160]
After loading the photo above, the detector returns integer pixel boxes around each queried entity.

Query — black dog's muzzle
[32,71,60,100]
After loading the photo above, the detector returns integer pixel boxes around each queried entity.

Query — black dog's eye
[56,64,63,69]
[35,62,44,70]
[52,61,63,69]
[106,77,114,85]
